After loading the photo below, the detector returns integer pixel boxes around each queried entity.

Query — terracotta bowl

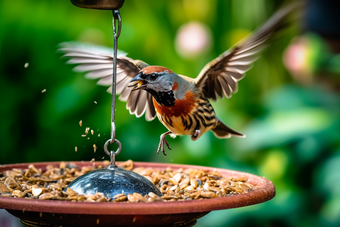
[0,162,275,227]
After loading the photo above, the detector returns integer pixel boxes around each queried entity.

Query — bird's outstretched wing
[59,42,156,121]
[195,3,299,101]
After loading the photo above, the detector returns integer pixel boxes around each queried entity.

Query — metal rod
[110,10,121,144]
[103,10,122,167]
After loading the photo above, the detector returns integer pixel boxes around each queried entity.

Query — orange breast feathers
[153,90,197,117]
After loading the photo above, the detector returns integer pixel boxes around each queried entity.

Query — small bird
[60,4,297,155]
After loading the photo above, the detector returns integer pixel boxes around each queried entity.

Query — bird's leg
[157,131,173,156]
[191,125,201,141]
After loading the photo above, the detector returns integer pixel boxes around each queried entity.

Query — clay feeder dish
[0,161,275,227]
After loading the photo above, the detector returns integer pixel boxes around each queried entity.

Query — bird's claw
[157,131,172,156]
[191,129,201,141]
[157,137,172,156]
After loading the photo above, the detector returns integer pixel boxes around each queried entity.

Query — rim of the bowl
[0,161,275,215]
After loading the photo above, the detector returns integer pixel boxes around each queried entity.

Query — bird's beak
[129,74,147,91]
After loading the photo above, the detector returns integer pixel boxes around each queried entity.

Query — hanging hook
[113,10,121,39]
[104,138,122,166]
[104,9,122,167]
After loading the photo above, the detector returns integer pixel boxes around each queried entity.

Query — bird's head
[129,66,177,93]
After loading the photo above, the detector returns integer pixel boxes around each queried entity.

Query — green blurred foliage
[0,0,340,227]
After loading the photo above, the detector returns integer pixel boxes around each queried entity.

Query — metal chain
[104,10,122,167]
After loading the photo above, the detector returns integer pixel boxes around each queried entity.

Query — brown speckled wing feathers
[195,3,298,101]
[59,43,156,121]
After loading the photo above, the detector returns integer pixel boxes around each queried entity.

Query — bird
[59,3,298,155]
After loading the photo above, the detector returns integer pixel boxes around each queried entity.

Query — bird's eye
[150,74,158,80]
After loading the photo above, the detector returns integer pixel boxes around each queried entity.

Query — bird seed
[0,161,256,203]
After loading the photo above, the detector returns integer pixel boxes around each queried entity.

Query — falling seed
[81,135,86,137]
[93,144,97,153]
[102,157,105,159]
[85,127,90,134]
[24,62,29,68]
[75,146,77,152]
[91,158,95,162]
[98,134,100,137]
[94,101,97,104]
[87,137,90,140]
[97,219,100,224]
[91,130,94,135]
[41,89,46,93]
[79,120,82,127]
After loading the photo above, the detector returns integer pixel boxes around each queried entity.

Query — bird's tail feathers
[211,119,245,139]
